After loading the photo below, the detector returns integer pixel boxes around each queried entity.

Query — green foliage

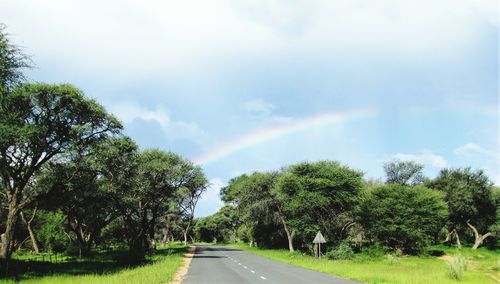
[0,24,31,93]
[326,242,354,260]
[384,159,425,186]
[194,206,238,243]
[428,168,497,247]
[274,161,364,246]
[36,210,67,253]
[358,184,448,254]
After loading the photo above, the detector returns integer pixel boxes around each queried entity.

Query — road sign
[313,231,326,244]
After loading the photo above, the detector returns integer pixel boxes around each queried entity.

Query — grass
[0,243,188,284]
[231,243,500,283]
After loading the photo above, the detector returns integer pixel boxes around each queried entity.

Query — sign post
[312,231,326,258]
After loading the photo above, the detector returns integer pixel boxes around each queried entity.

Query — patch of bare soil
[169,246,196,284]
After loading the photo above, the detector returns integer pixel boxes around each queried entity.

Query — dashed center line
[260,276,267,280]
[250,270,255,273]
[243,266,248,269]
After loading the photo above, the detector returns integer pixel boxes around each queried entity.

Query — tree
[0,24,30,94]
[427,168,497,249]
[0,83,121,259]
[384,159,425,186]
[358,184,448,254]
[37,153,118,257]
[194,206,238,243]
[177,169,208,245]
[221,173,284,249]
[274,161,364,250]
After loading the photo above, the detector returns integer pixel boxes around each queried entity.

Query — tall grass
[446,256,468,281]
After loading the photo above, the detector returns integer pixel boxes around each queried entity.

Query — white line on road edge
[260,276,266,280]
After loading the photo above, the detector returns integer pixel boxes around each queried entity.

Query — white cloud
[108,102,206,142]
[243,99,275,115]
[242,98,292,123]
[1,0,497,82]
[454,143,494,157]
[392,150,449,169]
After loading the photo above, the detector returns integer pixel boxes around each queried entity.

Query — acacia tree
[274,161,364,250]
[35,153,118,257]
[221,173,283,248]
[0,24,30,94]
[384,159,425,186]
[358,184,448,254]
[428,168,497,249]
[177,169,208,245]
[0,83,121,259]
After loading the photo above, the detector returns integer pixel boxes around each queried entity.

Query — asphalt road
[182,246,360,284]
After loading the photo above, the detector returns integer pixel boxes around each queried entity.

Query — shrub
[361,245,387,258]
[326,242,354,260]
[384,254,400,265]
[447,256,468,280]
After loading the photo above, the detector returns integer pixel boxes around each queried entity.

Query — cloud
[392,150,449,169]
[108,102,207,143]
[454,143,494,157]
[1,0,497,83]
[243,99,275,115]
[242,98,292,123]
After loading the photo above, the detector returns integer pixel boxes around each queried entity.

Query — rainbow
[193,108,377,165]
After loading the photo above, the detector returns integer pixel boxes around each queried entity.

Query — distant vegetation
[197,160,498,255]
[0,25,206,281]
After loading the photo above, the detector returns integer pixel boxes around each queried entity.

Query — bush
[358,244,388,260]
[447,256,468,280]
[326,242,354,260]
[358,185,448,255]
[384,254,401,265]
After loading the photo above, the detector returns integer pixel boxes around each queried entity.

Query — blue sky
[2,0,498,217]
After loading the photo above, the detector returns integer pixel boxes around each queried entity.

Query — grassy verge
[231,243,499,284]
[1,244,188,284]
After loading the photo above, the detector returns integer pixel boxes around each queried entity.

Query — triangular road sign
[313,231,326,243]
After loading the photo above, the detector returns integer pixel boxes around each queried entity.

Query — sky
[1,0,498,217]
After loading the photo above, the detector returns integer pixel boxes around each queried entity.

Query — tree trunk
[444,229,452,243]
[466,220,493,249]
[183,231,188,246]
[453,229,461,249]
[20,210,39,253]
[277,212,294,252]
[1,204,19,259]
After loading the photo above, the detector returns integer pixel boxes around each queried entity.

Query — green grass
[1,244,188,284]
[231,243,499,284]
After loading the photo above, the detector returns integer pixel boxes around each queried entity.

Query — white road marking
[260,276,266,280]
[243,266,248,269]
[238,263,242,266]
[251,270,255,273]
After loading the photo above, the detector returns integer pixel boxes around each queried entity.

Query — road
[182,245,359,284]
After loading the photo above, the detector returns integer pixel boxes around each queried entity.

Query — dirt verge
[169,246,196,284]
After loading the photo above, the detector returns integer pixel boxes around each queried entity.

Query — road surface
[182,245,359,284]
